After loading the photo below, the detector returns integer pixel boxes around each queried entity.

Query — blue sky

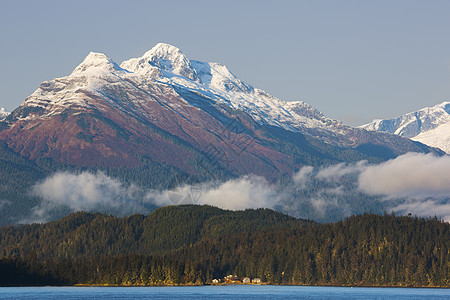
[1,0,450,125]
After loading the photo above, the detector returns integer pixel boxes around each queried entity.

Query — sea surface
[0,285,448,299]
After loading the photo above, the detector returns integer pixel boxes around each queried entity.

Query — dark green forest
[0,205,448,287]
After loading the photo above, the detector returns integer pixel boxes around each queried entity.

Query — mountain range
[361,101,450,153]
[0,43,445,224]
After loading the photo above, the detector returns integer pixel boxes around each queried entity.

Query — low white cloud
[146,175,279,211]
[198,175,278,210]
[359,152,450,197]
[292,166,313,188]
[29,171,149,223]
[290,164,361,219]
[27,153,450,223]
[0,200,11,211]
[391,200,450,223]
[309,196,338,217]
[29,172,279,223]
[290,153,450,222]
[316,161,367,181]
[357,152,450,222]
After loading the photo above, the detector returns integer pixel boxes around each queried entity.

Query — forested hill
[0,205,304,260]
[0,205,448,287]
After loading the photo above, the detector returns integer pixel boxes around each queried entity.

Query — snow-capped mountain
[0,108,9,120]
[120,43,348,144]
[13,43,330,132]
[0,43,439,178]
[360,102,450,153]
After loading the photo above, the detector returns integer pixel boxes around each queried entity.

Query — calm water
[0,285,448,299]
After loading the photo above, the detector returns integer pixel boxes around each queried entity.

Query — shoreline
[1,283,448,289]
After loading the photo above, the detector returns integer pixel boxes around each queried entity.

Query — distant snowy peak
[361,102,450,138]
[360,101,450,153]
[0,107,10,120]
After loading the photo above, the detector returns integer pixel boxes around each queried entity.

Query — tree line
[0,205,448,287]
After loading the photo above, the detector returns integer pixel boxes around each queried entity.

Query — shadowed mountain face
[0,43,440,182]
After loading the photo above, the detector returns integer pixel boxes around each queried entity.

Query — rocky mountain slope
[360,102,450,153]
[1,43,439,176]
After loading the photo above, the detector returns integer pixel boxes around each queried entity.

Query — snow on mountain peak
[119,43,345,136]
[121,43,198,81]
[120,43,253,95]
[146,43,186,59]
[0,107,10,120]
[12,52,131,121]
[72,52,124,75]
